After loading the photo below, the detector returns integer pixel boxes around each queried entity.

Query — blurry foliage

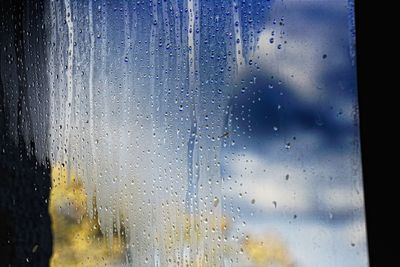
[243,234,294,267]
[49,165,124,267]
[49,165,293,267]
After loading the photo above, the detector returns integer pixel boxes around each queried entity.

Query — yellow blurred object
[49,164,293,267]
[243,234,294,267]
[160,212,231,266]
[49,165,124,267]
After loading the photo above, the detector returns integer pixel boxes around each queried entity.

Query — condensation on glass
[0,0,367,266]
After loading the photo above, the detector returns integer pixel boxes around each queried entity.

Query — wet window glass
[1,0,367,266]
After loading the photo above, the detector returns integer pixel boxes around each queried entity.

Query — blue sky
[223,0,367,266]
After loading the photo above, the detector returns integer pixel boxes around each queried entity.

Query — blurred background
[0,0,368,266]
[222,1,367,266]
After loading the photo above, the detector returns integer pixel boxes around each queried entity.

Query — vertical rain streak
[41,0,268,266]
[62,0,74,168]
[87,0,97,194]
[232,0,245,72]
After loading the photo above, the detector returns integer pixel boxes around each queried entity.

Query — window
[0,0,368,266]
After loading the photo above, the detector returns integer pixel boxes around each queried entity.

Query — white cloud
[251,0,350,103]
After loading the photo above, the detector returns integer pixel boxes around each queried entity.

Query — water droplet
[32,244,39,253]
[213,197,219,207]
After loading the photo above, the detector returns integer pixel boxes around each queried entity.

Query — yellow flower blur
[49,165,124,267]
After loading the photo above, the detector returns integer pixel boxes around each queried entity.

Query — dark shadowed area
[0,0,52,266]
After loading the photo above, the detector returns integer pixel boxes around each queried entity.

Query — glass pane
[0,0,368,266]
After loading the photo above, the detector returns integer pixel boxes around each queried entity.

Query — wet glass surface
[0,0,367,266]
